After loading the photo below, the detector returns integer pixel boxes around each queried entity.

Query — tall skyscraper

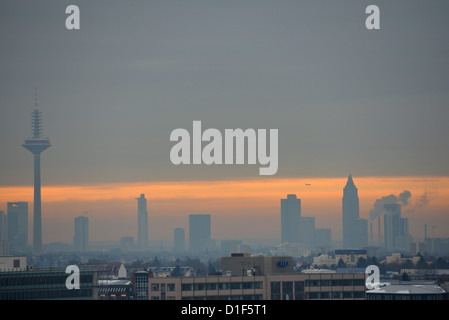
[22,94,51,256]
[7,202,28,254]
[0,210,8,256]
[74,216,89,252]
[342,174,367,249]
[281,194,301,243]
[189,214,211,252]
[174,227,185,252]
[0,210,7,242]
[136,194,148,251]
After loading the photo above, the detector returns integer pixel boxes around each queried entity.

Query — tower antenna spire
[34,87,38,108]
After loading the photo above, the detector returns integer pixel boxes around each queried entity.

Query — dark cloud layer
[1,1,449,186]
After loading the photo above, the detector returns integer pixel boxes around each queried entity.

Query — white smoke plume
[368,189,432,221]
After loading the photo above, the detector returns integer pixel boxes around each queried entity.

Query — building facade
[335,249,368,266]
[133,270,151,300]
[146,272,366,300]
[98,279,133,300]
[221,254,292,277]
[7,202,28,254]
[0,267,98,300]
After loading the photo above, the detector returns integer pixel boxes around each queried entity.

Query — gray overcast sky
[1,0,448,186]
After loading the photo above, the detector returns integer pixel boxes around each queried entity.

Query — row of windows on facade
[0,289,92,300]
[147,292,365,300]
[99,294,129,300]
[366,294,443,301]
[0,274,94,287]
[149,279,365,292]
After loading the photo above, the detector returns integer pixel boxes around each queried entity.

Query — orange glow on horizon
[1,176,447,242]
[0,175,447,212]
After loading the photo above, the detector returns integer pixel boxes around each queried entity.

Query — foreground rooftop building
[146,272,366,300]
[0,266,98,300]
[143,254,366,300]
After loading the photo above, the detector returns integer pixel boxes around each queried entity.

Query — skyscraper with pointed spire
[22,90,51,256]
[342,174,367,249]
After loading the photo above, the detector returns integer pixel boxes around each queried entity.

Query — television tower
[22,89,51,256]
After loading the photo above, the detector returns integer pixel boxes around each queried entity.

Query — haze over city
[1,1,448,246]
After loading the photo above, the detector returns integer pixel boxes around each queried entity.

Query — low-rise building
[146,272,366,300]
[0,256,27,271]
[98,279,133,300]
[366,281,447,300]
[313,253,337,267]
[335,249,367,266]
[221,253,292,276]
[385,253,420,265]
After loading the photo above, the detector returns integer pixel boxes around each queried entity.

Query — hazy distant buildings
[281,194,301,243]
[342,175,368,249]
[7,202,28,254]
[220,240,244,254]
[189,214,211,252]
[174,228,185,252]
[136,194,148,251]
[74,215,89,252]
[120,237,134,250]
[383,204,409,252]
[315,228,332,249]
[0,211,8,256]
[280,194,332,250]
[298,216,315,247]
[0,211,7,242]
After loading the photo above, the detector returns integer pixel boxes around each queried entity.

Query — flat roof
[367,283,446,295]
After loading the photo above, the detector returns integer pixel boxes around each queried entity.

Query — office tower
[7,202,28,254]
[281,194,301,243]
[0,211,7,241]
[136,194,148,251]
[315,228,332,248]
[0,211,8,256]
[174,228,185,252]
[74,216,89,252]
[355,218,368,248]
[342,174,367,249]
[298,216,315,247]
[342,174,359,248]
[189,214,211,252]
[22,98,51,256]
[383,204,409,252]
